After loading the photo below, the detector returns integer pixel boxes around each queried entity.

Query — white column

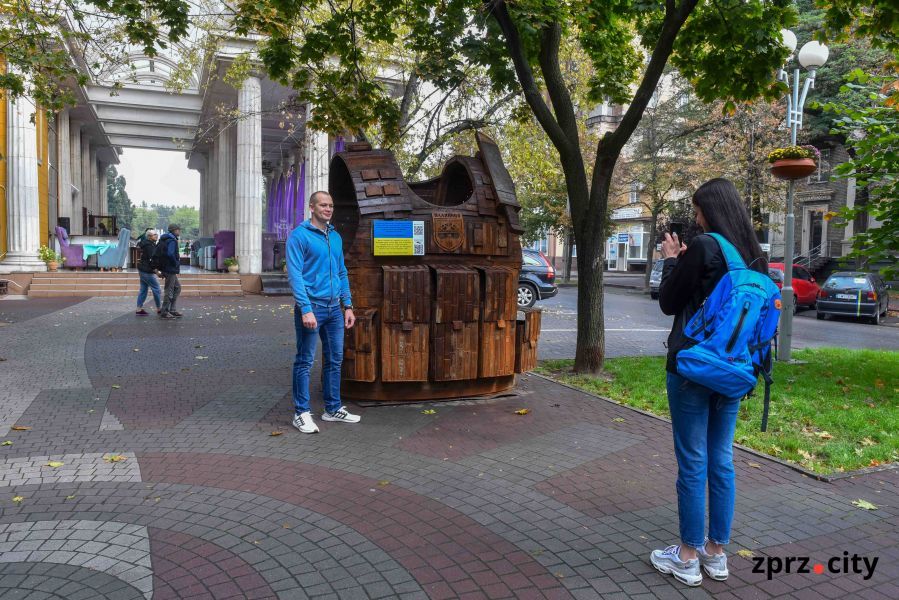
[69,122,83,234]
[56,110,72,228]
[0,93,46,272]
[98,161,108,215]
[841,177,856,257]
[216,125,235,232]
[304,105,330,215]
[235,76,262,274]
[89,148,98,216]
[206,145,218,234]
[80,134,92,226]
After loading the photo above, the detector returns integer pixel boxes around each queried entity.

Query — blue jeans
[137,271,161,309]
[666,372,741,550]
[293,304,344,415]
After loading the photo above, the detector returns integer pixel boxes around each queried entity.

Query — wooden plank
[381,322,429,381]
[479,320,516,377]
[382,266,430,322]
[361,169,380,181]
[431,266,479,323]
[365,184,383,197]
[479,266,517,321]
[431,321,479,381]
[514,308,541,373]
[344,309,378,382]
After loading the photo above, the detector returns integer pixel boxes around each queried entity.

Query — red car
[768,263,821,310]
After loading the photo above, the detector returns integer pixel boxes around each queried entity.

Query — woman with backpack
[135,229,162,316]
[651,178,776,586]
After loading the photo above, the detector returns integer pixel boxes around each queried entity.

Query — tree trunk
[563,228,574,283]
[573,236,604,374]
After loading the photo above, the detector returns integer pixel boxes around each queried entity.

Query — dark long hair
[692,178,767,273]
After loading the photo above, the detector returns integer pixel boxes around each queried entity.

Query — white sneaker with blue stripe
[650,545,702,586]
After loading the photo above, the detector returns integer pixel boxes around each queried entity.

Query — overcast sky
[116,149,200,208]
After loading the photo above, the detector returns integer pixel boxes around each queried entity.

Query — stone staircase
[27,272,244,297]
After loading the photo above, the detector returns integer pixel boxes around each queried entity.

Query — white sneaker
[321,406,361,423]
[650,545,702,587]
[698,546,728,581]
[292,411,319,434]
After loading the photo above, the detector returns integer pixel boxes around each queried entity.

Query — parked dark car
[816,271,891,325]
[519,249,558,308]
[649,259,664,299]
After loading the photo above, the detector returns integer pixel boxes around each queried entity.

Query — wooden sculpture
[331,132,541,401]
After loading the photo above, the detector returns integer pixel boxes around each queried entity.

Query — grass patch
[536,348,898,475]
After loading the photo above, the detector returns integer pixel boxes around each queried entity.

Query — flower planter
[227,264,239,274]
[46,261,59,272]
[770,158,817,180]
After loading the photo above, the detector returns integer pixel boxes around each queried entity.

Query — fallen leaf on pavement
[378,480,390,486]
[746,462,762,469]
[1,441,11,446]
[514,409,531,415]
[12,496,24,504]
[270,431,283,436]
[195,356,208,360]
[613,417,626,422]
[133,348,140,352]
[422,409,437,415]
[103,454,128,463]
[46,461,64,468]
[111,385,120,389]
[11,426,30,431]
[851,499,878,511]
[737,549,754,559]
[65,495,76,500]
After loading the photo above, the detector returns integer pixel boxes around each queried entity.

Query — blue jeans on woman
[137,271,161,310]
[666,371,741,550]
[293,304,345,415]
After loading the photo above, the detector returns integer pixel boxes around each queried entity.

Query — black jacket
[137,239,158,273]
[658,234,728,374]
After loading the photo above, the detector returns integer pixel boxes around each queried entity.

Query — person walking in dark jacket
[135,229,162,316]
[650,179,768,587]
[158,224,182,319]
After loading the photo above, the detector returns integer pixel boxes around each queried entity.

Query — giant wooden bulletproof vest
[331,132,541,401]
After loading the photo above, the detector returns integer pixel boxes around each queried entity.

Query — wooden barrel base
[342,375,517,402]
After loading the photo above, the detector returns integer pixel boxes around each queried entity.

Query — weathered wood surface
[329,133,541,401]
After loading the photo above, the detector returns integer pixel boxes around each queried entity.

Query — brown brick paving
[0,296,895,599]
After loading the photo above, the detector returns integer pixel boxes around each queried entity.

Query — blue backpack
[676,233,781,431]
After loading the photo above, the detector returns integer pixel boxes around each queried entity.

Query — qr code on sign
[413,241,424,255]
[413,223,424,236]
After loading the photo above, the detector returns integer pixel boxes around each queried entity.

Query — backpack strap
[707,232,747,272]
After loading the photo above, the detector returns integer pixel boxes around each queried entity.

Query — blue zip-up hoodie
[287,219,352,314]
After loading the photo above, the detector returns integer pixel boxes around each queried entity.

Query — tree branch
[538,23,579,150]
[487,0,569,152]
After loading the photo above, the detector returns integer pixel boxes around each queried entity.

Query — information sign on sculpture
[372,220,425,256]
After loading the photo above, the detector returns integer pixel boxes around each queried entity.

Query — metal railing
[795,240,831,271]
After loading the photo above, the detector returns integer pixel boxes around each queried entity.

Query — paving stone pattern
[0,296,896,599]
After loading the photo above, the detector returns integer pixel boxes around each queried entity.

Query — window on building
[529,237,548,254]
[808,148,832,184]
[629,182,639,204]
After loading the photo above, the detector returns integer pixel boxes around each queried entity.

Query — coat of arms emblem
[432,211,465,252]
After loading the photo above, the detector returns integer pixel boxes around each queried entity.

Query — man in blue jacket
[158,224,182,319]
[287,191,359,433]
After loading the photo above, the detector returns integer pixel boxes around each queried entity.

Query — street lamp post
[776,30,828,362]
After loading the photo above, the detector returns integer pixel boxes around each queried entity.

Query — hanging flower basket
[768,146,819,181]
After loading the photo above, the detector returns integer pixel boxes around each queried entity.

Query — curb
[528,370,897,483]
